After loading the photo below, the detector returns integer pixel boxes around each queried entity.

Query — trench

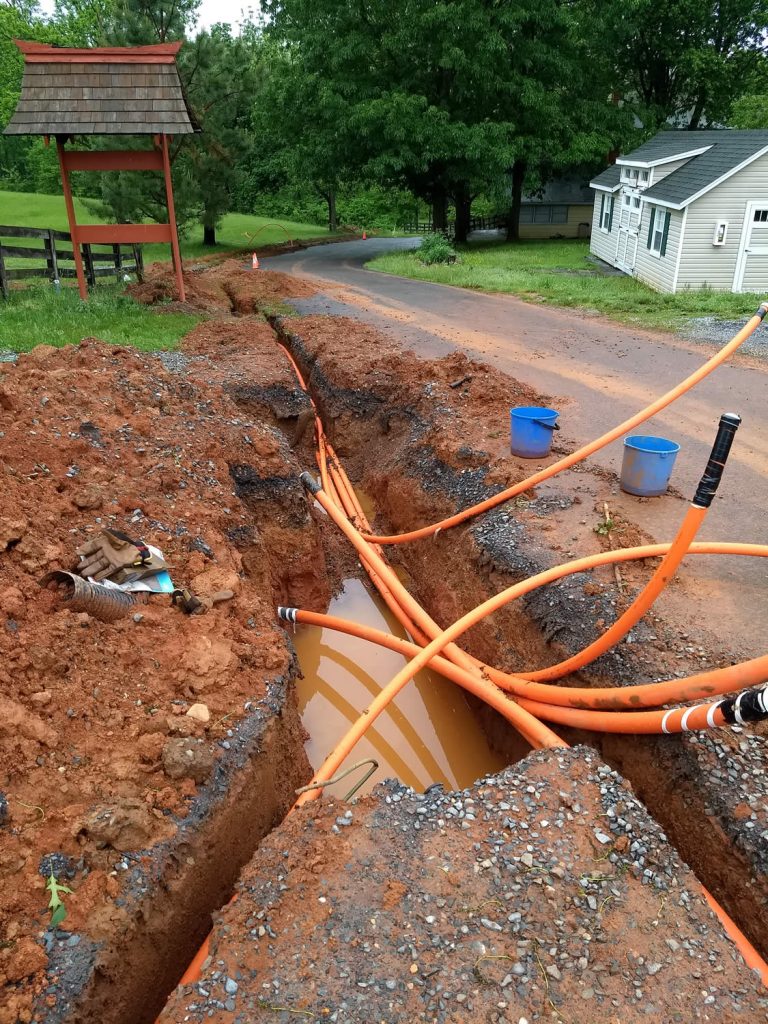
[65,305,764,1023]
[268,317,768,971]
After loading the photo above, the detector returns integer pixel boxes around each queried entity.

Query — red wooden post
[56,139,88,300]
[160,134,185,302]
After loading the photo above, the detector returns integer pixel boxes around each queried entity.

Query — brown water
[292,577,507,797]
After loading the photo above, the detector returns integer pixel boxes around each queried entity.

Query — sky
[37,0,258,32]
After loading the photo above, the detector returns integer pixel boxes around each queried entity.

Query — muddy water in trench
[292,578,507,796]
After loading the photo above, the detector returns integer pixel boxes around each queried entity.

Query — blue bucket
[620,435,680,496]
[510,406,559,458]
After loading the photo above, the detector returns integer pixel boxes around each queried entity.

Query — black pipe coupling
[692,412,741,509]
[720,685,768,726]
[757,302,768,320]
[277,606,299,624]
[300,471,321,495]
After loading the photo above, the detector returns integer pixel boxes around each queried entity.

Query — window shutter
[647,207,656,249]
[660,211,671,257]
[600,194,605,226]
[607,196,614,232]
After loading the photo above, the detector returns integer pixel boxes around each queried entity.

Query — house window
[599,194,614,231]
[639,170,649,184]
[523,204,571,225]
[754,209,768,222]
[647,207,671,257]
[632,195,641,209]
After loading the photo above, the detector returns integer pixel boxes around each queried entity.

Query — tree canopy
[1,0,767,239]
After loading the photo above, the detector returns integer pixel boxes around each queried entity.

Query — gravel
[682,317,768,358]
[159,746,768,1024]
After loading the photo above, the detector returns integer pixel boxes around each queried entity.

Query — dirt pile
[159,744,768,1024]
[0,335,330,1022]
[128,259,316,315]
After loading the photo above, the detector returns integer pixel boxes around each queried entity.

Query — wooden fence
[402,214,509,238]
[0,225,144,300]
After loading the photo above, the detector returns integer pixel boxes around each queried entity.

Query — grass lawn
[367,239,764,332]
[1,284,198,352]
[0,189,336,264]
[0,189,336,353]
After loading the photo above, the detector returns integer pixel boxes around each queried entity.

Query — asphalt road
[265,238,768,656]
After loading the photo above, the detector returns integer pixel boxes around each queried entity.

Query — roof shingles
[4,46,197,136]
[590,130,768,208]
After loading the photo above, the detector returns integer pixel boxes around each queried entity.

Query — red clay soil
[279,313,717,672]
[0,334,331,1023]
[3,260,764,1023]
[159,745,768,1024]
[128,259,317,315]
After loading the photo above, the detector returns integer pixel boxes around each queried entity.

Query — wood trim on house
[14,41,181,62]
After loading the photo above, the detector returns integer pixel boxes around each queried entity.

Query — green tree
[585,0,768,130]
[730,93,768,127]
[96,1,259,244]
[54,0,117,44]
[261,0,623,242]
[179,25,259,244]
[105,0,198,44]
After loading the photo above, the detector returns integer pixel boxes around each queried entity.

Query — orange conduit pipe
[319,407,765,712]
[278,608,768,985]
[305,475,565,750]
[703,888,768,986]
[524,502,707,682]
[304,487,768,710]
[279,608,559,744]
[316,450,768,718]
[362,305,768,545]
[278,607,767,735]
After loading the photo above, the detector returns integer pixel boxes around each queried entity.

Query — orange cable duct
[361,305,768,545]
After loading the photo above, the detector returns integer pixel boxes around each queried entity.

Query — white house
[589,130,768,293]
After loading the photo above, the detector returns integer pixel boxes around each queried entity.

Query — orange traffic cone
[362,230,367,240]
[252,253,260,269]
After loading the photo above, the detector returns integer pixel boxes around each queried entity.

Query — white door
[733,204,768,293]
[615,189,641,272]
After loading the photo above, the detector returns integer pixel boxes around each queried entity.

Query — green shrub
[416,233,457,265]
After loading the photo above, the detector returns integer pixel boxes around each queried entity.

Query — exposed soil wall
[0,329,343,1023]
[275,312,768,962]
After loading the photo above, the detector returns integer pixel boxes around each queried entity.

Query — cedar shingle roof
[4,42,198,136]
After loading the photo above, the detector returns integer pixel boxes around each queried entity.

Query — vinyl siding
[519,204,593,239]
[633,205,683,293]
[589,194,617,264]
[676,152,768,290]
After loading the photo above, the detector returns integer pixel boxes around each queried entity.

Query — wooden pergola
[4,41,198,301]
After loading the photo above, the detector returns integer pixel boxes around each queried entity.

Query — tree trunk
[454,184,472,244]
[688,94,706,130]
[506,159,527,242]
[431,187,448,233]
[203,223,216,246]
[327,188,337,232]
